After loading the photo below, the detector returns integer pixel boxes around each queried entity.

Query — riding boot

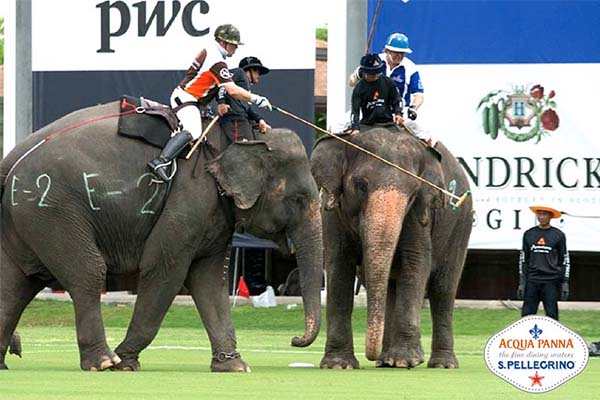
[148,130,194,181]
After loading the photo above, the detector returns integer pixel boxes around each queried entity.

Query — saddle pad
[117,95,177,149]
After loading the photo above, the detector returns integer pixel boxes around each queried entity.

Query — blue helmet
[385,33,412,53]
[359,53,386,75]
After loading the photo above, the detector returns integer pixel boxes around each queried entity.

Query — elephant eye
[353,177,369,193]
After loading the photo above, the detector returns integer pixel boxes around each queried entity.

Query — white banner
[420,64,600,251]
[32,0,317,71]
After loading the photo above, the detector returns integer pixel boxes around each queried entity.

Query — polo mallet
[560,211,600,219]
[273,105,471,209]
[185,115,221,159]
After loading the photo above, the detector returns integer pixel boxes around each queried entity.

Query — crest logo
[477,84,559,143]
[485,315,589,393]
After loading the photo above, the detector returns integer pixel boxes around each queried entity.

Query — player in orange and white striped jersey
[148,24,272,181]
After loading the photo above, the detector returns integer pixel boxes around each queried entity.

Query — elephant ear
[310,137,347,209]
[206,142,271,210]
[414,153,446,226]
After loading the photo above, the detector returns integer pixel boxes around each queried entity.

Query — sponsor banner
[369,1,600,251]
[419,63,600,251]
[32,0,317,71]
[485,316,589,393]
[367,0,600,65]
[30,0,317,153]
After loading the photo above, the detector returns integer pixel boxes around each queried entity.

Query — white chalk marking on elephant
[36,173,51,207]
[23,189,37,202]
[136,172,160,215]
[448,179,456,194]
[83,172,101,211]
[106,191,124,196]
[10,175,20,206]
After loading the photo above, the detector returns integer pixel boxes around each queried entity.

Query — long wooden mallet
[273,106,471,209]
[185,115,221,159]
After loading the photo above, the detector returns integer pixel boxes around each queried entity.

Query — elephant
[310,126,472,369]
[0,100,323,371]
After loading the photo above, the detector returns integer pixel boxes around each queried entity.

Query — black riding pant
[521,280,560,320]
[220,119,256,145]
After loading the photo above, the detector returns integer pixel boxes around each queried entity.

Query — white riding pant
[170,86,203,140]
[403,119,438,147]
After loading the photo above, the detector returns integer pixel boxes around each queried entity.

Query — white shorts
[170,87,203,140]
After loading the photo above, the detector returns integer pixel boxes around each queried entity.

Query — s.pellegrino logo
[477,84,559,143]
[485,315,589,393]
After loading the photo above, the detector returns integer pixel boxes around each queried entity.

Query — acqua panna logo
[484,315,588,393]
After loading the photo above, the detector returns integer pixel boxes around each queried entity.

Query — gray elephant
[311,127,472,369]
[0,101,323,371]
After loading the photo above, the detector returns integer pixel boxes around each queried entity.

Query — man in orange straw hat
[517,205,570,320]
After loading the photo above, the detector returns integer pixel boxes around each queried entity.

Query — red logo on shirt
[373,91,379,100]
[537,237,546,245]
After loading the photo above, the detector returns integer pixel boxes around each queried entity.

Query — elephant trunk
[361,189,407,360]
[287,200,323,347]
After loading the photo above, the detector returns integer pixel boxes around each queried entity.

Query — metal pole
[231,247,240,306]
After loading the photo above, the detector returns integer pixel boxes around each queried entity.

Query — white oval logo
[219,68,233,80]
[484,315,589,393]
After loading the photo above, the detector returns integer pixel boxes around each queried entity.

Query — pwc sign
[485,315,588,393]
[96,0,210,53]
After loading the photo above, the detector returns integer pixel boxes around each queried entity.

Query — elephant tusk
[273,105,472,208]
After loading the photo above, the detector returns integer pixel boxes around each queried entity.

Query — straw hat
[529,205,561,219]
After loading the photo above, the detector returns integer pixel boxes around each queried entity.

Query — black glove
[561,281,569,301]
[407,106,418,120]
[516,275,525,300]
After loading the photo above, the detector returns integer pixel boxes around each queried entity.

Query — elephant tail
[0,174,5,200]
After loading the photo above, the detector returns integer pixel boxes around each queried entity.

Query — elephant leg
[15,221,117,371]
[113,244,190,371]
[320,211,360,370]
[0,250,45,370]
[40,247,117,371]
[68,286,120,371]
[378,221,430,368]
[427,244,467,369]
[185,253,249,372]
[380,278,397,362]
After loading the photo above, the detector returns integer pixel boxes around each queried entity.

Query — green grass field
[1,300,599,399]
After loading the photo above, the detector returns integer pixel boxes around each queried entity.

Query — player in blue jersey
[350,33,434,146]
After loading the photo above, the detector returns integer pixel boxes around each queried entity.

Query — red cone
[237,276,250,299]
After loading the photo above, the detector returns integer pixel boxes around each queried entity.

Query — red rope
[5,107,140,179]
[46,108,137,141]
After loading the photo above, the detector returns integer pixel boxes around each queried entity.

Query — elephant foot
[0,362,8,370]
[320,353,360,370]
[210,352,250,372]
[428,351,459,369]
[81,353,122,371]
[111,355,140,371]
[377,347,425,369]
